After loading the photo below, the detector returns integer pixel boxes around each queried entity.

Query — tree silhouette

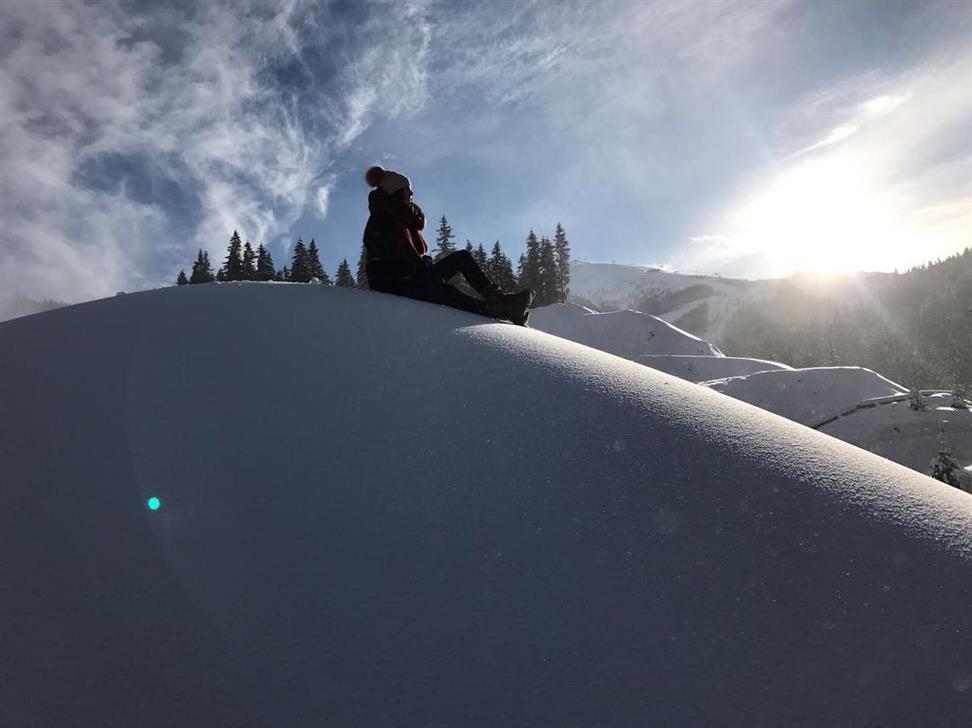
[290,239,310,282]
[189,250,215,284]
[356,244,369,289]
[241,241,257,281]
[434,215,455,260]
[307,239,331,284]
[221,231,244,281]
[554,223,571,303]
[335,259,355,287]
[255,244,276,281]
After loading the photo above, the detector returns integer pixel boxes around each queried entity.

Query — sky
[1,0,970,304]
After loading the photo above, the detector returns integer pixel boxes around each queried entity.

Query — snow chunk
[703,366,908,425]
[640,354,790,382]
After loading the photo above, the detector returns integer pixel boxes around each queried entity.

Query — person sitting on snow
[361,165,533,325]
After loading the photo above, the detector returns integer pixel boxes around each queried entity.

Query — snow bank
[703,366,910,426]
[639,353,790,382]
[821,398,972,475]
[530,302,723,359]
[1,284,970,727]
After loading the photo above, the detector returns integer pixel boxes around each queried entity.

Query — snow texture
[529,302,723,359]
[1,283,971,727]
[639,353,791,382]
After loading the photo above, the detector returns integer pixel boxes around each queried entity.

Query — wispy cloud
[1,0,969,298]
[0,0,431,301]
[791,92,912,158]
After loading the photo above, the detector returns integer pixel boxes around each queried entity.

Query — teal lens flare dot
[147,497,161,511]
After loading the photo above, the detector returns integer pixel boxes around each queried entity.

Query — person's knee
[454,249,473,263]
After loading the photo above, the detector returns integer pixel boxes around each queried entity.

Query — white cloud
[0,0,432,301]
[861,93,910,118]
[314,176,337,219]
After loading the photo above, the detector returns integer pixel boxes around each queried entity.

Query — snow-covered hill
[530,303,972,482]
[2,284,971,726]
[703,366,911,425]
[568,261,767,341]
[529,302,723,359]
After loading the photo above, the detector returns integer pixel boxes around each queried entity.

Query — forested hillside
[721,248,972,391]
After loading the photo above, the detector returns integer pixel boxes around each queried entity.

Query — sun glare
[728,154,905,276]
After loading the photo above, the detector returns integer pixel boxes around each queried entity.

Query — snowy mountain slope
[702,366,910,425]
[638,354,791,382]
[0,293,67,323]
[1,284,971,727]
[529,302,723,359]
[568,261,767,341]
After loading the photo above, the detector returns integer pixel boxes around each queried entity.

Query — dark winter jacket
[363,188,428,272]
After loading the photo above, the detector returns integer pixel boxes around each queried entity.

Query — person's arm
[399,194,426,232]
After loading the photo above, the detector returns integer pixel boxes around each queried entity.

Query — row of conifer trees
[176,217,571,307]
[178,231,355,287]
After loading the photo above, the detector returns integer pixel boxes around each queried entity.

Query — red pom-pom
[364,165,385,187]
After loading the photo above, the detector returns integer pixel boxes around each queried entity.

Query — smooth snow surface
[639,354,791,382]
[1,284,971,727]
[529,302,723,359]
[703,366,910,425]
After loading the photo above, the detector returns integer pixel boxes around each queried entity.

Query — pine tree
[255,244,276,281]
[176,270,189,286]
[554,222,571,303]
[221,230,244,281]
[930,445,962,488]
[202,252,215,282]
[189,250,215,284]
[277,266,291,282]
[335,259,355,287]
[242,241,257,281]
[290,239,309,282]
[489,241,516,291]
[473,242,488,271]
[434,215,455,261]
[356,243,369,289]
[518,230,541,300]
[307,239,331,284]
[537,236,557,306]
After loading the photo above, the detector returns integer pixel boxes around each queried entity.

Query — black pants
[368,250,496,316]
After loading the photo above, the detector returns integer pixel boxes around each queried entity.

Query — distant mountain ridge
[567,261,766,343]
[568,251,972,393]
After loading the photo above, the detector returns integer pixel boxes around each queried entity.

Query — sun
[729,155,898,275]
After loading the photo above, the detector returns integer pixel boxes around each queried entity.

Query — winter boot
[488,289,533,326]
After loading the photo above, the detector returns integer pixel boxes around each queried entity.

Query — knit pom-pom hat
[365,165,385,188]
